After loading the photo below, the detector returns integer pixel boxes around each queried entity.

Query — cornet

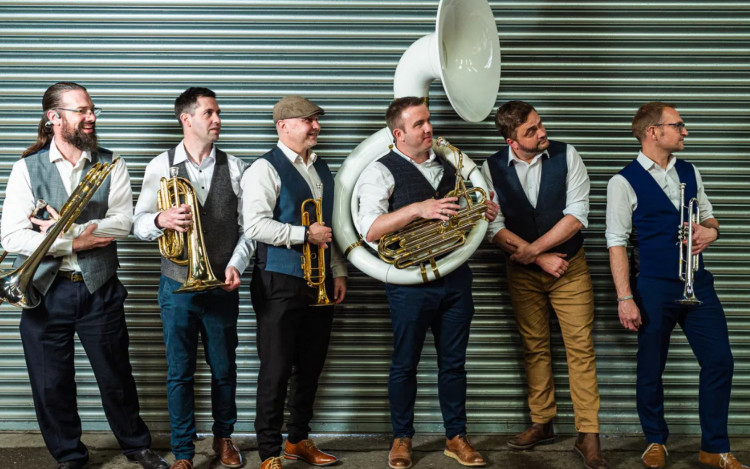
[676,182,702,305]
[157,166,224,293]
[301,183,333,306]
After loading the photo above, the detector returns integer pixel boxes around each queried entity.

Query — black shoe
[126,449,169,469]
[56,461,87,469]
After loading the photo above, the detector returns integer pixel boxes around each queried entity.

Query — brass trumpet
[378,138,488,273]
[0,158,120,308]
[157,167,224,293]
[301,183,333,306]
[677,182,702,305]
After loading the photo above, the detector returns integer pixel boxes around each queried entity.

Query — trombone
[0,158,120,309]
[156,166,224,293]
[301,183,334,306]
[677,182,702,305]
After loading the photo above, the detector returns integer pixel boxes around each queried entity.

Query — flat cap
[273,95,325,122]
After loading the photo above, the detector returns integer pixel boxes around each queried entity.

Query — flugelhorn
[378,138,488,279]
[0,158,120,309]
[301,183,333,306]
[157,166,224,293]
[677,182,702,305]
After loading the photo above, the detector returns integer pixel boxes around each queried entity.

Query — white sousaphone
[332,0,501,284]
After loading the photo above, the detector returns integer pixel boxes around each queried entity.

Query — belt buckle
[59,271,84,283]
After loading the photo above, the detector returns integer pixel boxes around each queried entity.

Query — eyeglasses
[652,122,686,131]
[56,107,102,117]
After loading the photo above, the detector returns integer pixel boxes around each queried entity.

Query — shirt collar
[506,145,549,167]
[637,151,676,171]
[49,137,92,166]
[277,140,318,166]
[392,145,437,165]
[174,139,216,166]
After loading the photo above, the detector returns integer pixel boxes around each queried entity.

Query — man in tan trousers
[481,100,606,469]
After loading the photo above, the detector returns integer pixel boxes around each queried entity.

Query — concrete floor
[1,432,749,469]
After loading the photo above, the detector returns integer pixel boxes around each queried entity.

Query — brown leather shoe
[283,439,338,466]
[641,443,667,468]
[699,451,750,469]
[444,435,486,467]
[507,422,555,450]
[170,461,193,469]
[573,433,608,469]
[212,437,244,468]
[260,457,283,469]
[388,437,412,469]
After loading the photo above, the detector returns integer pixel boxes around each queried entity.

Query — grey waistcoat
[13,147,118,294]
[160,146,239,283]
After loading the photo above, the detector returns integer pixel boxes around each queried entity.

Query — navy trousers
[635,271,734,453]
[250,267,334,461]
[158,276,239,461]
[20,275,151,466]
[385,262,475,439]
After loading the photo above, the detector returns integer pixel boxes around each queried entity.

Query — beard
[516,137,550,155]
[62,121,98,152]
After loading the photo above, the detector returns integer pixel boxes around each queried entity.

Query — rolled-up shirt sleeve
[480,161,506,240]
[605,174,636,248]
[355,161,394,244]
[562,145,590,228]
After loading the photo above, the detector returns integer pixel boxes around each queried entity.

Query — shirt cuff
[51,237,74,257]
[291,225,306,245]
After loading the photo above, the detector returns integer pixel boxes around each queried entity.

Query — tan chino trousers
[506,248,600,433]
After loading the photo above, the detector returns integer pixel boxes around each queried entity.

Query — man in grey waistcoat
[0,81,167,469]
[133,87,253,469]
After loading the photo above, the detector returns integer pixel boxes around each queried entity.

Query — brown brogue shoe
[388,437,412,469]
[444,435,486,467]
[170,460,193,469]
[641,443,667,468]
[283,439,338,466]
[507,421,555,450]
[699,451,750,469]
[573,433,608,469]
[212,437,244,468]
[260,457,283,469]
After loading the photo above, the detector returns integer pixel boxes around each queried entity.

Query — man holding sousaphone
[481,101,606,469]
[133,87,253,469]
[0,82,167,469]
[607,102,744,469]
[355,97,499,469]
[241,95,346,469]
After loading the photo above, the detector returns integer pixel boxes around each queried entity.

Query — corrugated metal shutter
[1,0,748,436]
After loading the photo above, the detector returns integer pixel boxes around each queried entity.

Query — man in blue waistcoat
[134,87,254,469]
[0,82,167,469]
[356,96,499,469]
[606,102,745,469]
[242,95,347,469]
[482,100,606,469]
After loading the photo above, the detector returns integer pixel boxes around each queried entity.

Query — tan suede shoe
[699,451,750,469]
[259,456,283,469]
[641,443,667,468]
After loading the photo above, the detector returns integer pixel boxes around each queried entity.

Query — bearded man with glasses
[0,82,167,469]
[606,102,746,469]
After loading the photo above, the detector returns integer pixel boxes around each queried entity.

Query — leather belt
[58,271,84,283]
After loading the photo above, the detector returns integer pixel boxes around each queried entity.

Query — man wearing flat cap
[241,95,347,469]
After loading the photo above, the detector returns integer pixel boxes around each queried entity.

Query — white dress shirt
[605,151,714,248]
[355,146,446,246]
[241,141,346,278]
[133,140,254,275]
[0,137,133,272]
[480,143,591,241]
